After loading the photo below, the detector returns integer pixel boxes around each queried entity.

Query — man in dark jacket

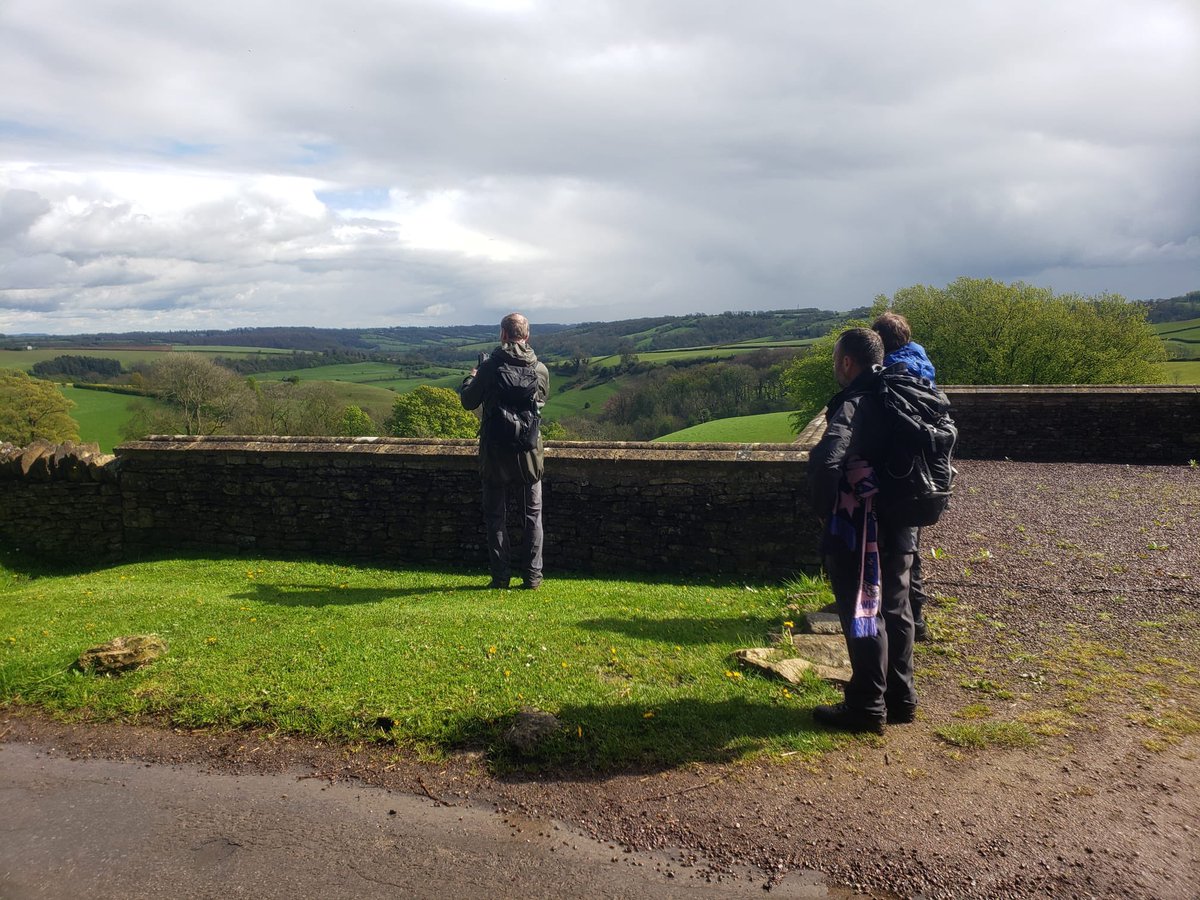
[873,312,935,641]
[460,312,550,590]
[808,327,919,734]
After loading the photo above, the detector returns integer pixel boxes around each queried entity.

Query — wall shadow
[577,615,782,645]
[449,695,842,780]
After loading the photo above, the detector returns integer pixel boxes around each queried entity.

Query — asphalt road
[1,741,842,899]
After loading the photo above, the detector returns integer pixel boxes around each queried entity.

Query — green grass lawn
[656,412,799,443]
[0,555,840,769]
[255,362,465,393]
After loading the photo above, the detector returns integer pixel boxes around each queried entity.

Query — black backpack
[874,369,958,527]
[483,360,541,453]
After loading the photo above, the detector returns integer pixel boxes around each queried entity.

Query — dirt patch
[3,461,1199,899]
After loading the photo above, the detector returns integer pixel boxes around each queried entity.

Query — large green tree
[0,368,80,445]
[385,386,479,438]
[784,278,1167,420]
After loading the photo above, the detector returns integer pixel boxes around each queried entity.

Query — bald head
[500,312,530,343]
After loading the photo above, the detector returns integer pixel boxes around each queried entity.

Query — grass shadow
[578,616,782,646]
[232,582,493,607]
[451,695,846,778]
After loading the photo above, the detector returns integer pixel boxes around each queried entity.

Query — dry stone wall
[0,441,123,561]
[945,386,1200,463]
[3,387,1194,571]
[2,436,819,577]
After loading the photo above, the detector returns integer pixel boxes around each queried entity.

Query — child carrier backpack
[483,360,541,453]
[875,370,958,527]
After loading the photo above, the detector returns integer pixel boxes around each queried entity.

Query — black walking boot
[812,703,885,735]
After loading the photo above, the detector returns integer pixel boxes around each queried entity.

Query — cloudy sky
[1,0,1196,334]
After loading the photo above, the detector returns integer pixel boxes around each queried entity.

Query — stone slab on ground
[734,642,852,685]
[800,611,842,635]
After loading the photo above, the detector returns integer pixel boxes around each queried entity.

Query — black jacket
[460,341,550,484]
[808,365,918,554]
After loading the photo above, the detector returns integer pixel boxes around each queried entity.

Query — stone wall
[3,387,1194,572]
[944,386,1200,463]
[0,441,123,561]
[2,436,820,578]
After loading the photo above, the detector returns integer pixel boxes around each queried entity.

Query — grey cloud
[0,0,1197,333]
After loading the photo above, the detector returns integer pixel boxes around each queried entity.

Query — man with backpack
[873,312,936,642]
[460,312,550,590]
[808,327,952,734]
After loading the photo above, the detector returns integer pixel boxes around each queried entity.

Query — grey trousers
[825,551,918,717]
[481,479,543,582]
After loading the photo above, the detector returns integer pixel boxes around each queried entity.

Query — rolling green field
[587,340,812,370]
[1152,317,1200,339]
[255,361,465,393]
[1153,318,1200,360]
[0,346,297,372]
[58,387,174,452]
[655,411,798,443]
[543,379,621,421]
[1159,360,1200,383]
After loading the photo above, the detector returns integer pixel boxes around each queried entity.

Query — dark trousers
[910,528,928,624]
[482,479,543,582]
[825,551,918,717]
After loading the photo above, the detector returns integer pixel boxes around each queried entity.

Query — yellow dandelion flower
[504,669,511,677]
[577,725,583,738]
[561,661,569,668]
[783,620,794,628]
[487,645,497,655]
[643,711,655,718]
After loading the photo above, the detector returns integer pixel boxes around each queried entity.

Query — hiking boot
[913,619,930,643]
[488,576,511,589]
[812,703,885,735]
[886,704,918,725]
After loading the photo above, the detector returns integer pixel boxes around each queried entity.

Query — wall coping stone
[117,435,810,464]
[942,384,1198,395]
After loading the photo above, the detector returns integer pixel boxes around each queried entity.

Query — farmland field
[655,411,798,443]
[0,345,301,372]
[543,379,621,421]
[58,387,168,452]
[1159,360,1200,383]
[255,361,465,393]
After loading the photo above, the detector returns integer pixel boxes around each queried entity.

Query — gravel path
[3,460,1198,899]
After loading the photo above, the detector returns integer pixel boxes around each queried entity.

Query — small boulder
[77,635,167,674]
[503,707,560,753]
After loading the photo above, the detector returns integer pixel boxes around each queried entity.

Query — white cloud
[0,0,1197,334]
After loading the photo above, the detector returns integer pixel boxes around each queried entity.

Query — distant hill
[1138,290,1200,324]
[7,291,1190,360]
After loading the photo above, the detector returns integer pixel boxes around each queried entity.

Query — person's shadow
[233,581,493,607]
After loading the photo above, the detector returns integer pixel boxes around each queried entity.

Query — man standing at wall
[808,328,919,733]
[873,312,936,642]
[460,313,550,590]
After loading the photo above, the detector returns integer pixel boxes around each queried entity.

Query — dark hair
[836,327,884,368]
[501,312,530,341]
[872,312,911,353]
